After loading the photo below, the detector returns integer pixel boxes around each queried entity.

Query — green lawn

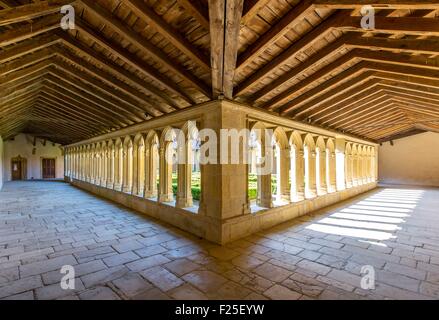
[169,172,279,201]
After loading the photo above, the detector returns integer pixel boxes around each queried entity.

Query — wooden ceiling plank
[54,48,166,116]
[314,1,439,10]
[75,18,195,104]
[57,31,178,109]
[0,33,60,64]
[79,0,211,97]
[0,14,60,47]
[122,0,211,70]
[241,0,272,26]
[176,0,209,30]
[0,0,74,26]
[237,0,315,71]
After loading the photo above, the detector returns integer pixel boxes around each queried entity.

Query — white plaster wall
[0,136,4,190]
[379,132,439,187]
[3,134,64,181]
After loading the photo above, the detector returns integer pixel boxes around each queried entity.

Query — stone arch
[271,127,289,203]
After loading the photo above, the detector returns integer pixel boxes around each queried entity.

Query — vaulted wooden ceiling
[1,0,439,144]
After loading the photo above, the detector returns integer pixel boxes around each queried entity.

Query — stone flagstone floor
[0,181,438,300]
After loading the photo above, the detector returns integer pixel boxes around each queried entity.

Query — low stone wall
[70,178,377,245]
[221,182,377,243]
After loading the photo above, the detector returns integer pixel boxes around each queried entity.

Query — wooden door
[42,159,56,179]
[12,161,22,180]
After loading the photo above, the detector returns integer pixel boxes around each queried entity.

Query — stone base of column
[144,190,157,199]
[258,197,273,209]
[114,183,122,191]
[123,186,132,194]
[106,182,114,189]
[176,197,193,208]
[159,193,174,203]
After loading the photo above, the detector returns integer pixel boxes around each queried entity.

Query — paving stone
[168,283,208,300]
[80,265,129,288]
[254,263,292,282]
[182,271,228,294]
[126,254,171,272]
[297,260,332,276]
[103,251,139,267]
[19,255,77,278]
[141,266,184,292]
[384,262,426,280]
[134,245,167,258]
[263,285,302,300]
[42,260,107,285]
[112,273,153,297]
[79,286,121,300]
[164,258,200,276]
[132,288,170,300]
[0,275,42,299]
[35,279,85,300]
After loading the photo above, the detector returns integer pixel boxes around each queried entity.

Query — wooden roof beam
[75,18,195,105]
[314,1,439,9]
[176,0,209,30]
[241,0,272,26]
[78,0,211,98]
[56,31,178,110]
[0,0,74,27]
[0,33,60,64]
[122,0,211,70]
[0,14,61,47]
[208,0,244,99]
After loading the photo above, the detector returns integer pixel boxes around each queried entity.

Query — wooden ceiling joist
[0,0,73,27]
[2,1,439,144]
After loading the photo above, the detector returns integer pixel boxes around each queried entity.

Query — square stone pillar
[198,101,250,244]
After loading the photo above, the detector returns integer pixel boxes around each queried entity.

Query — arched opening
[158,127,176,203]
[107,140,115,189]
[271,128,289,206]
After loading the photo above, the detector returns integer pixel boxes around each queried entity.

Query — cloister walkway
[0,181,438,300]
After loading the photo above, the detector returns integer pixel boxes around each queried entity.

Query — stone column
[114,145,122,191]
[305,148,317,199]
[279,147,290,202]
[132,143,139,196]
[317,148,327,195]
[335,138,346,191]
[257,134,273,208]
[176,141,194,208]
[328,151,337,192]
[158,145,174,202]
